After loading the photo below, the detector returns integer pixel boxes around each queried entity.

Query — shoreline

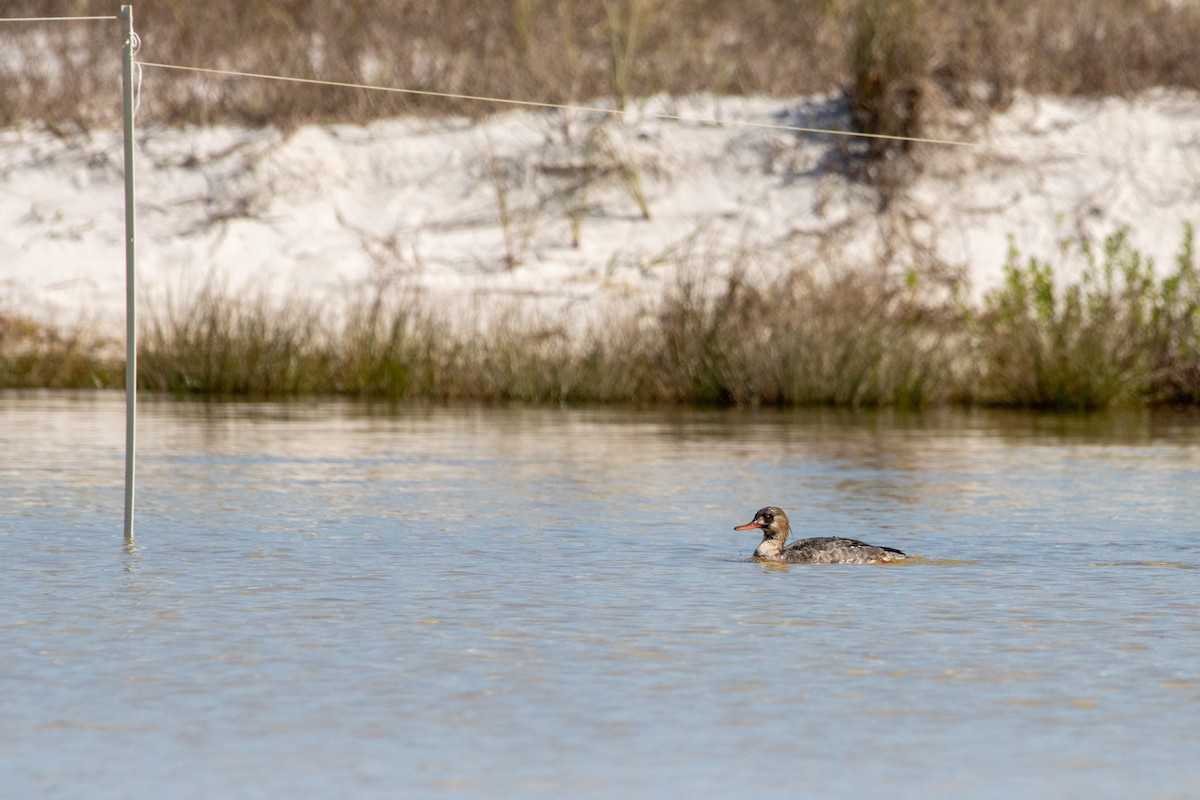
[4,91,1200,407]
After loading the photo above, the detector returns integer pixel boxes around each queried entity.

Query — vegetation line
[7,0,1200,142]
[4,229,1198,410]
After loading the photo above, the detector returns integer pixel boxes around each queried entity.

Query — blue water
[2,391,1199,799]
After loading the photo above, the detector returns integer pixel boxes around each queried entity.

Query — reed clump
[0,313,121,389]
[635,266,963,407]
[139,287,326,396]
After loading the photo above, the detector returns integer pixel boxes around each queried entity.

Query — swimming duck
[734,506,907,564]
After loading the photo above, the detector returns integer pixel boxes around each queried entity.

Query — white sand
[4,90,1200,332]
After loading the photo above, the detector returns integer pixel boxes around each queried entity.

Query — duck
[734,506,907,564]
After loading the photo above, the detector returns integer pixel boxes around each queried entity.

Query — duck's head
[733,506,790,541]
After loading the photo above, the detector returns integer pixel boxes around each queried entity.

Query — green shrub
[972,228,1200,409]
[1147,223,1200,402]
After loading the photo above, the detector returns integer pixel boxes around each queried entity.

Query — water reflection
[1,391,1198,799]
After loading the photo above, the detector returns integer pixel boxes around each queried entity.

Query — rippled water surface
[3,391,1199,799]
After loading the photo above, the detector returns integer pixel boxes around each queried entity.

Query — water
[3,391,1199,799]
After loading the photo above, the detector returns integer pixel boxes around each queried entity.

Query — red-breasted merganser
[734,506,907,564]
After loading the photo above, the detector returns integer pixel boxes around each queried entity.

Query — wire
[136,61,981,148]
[0,16,117,22]
[135,60,1192,167]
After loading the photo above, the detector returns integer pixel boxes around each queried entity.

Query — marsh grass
[114,259,974,407]
[0,313,122,389]
[138,286,326,396]
[654,265,964,407]
[6,230,1199,408]
[120,262,961,405]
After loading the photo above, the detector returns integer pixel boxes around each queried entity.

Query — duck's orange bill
[733,522,763,531]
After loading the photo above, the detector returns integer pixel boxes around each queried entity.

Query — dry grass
[5,0,1200,132]
[138,287,326,396]
[0,313,122,389]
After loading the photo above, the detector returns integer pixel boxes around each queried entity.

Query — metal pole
[121,5,136,545]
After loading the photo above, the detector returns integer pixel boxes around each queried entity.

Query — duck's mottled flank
[734,506,907,564]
